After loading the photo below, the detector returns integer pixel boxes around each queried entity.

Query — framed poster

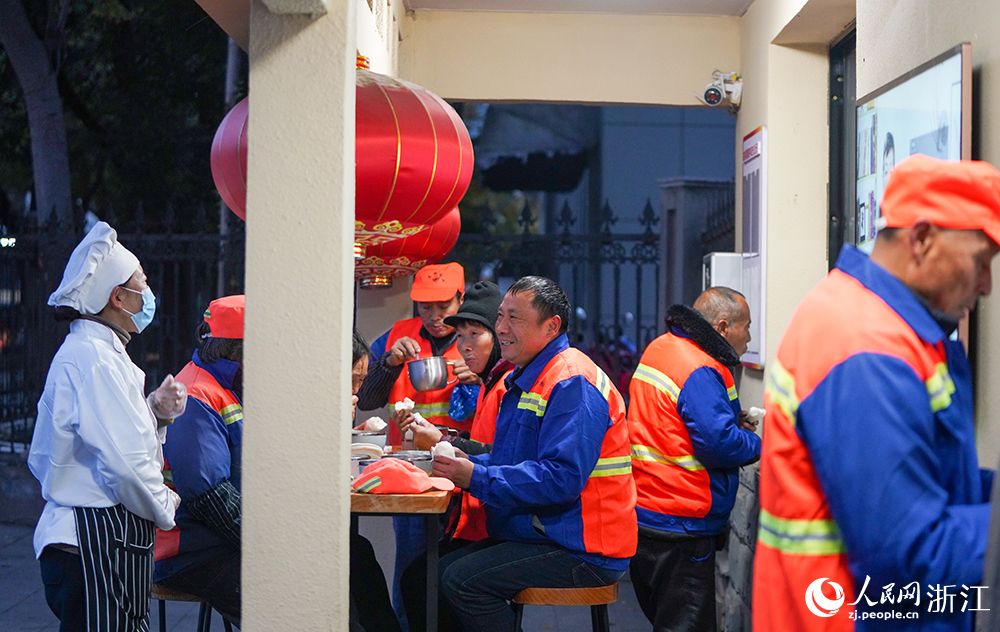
[741,126,766,370]
[855,43,971,253]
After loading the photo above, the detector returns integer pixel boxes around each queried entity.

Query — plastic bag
[448,383,479,421]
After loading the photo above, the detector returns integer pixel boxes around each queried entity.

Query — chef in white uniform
[30,221,186,632]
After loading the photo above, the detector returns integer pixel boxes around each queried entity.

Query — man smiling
[433,276,637,632]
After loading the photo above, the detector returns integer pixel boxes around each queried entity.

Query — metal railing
[0,206,244,453]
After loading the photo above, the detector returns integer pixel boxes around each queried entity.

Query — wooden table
[351,490,453,632]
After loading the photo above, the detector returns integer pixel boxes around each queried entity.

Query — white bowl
[352,430,387,449]
[351,443,384,460]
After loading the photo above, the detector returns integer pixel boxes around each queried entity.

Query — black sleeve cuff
[187,479,242,550]
[356,352,404,410]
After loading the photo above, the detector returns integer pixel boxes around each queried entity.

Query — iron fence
[0,205,244,453]
[448,197,666,398]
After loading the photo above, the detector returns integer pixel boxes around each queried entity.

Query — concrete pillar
[243,1,356,629]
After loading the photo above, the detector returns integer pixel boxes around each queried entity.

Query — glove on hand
[148,375,187,420]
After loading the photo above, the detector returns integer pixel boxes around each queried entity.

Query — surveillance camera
[694,71,743,113]
[703,80,726,107]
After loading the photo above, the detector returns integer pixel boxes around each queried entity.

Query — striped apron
[74,505,155,632]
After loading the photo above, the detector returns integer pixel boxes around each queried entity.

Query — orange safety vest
[155,359,243,563]
[386,317,468,445]
[485,340,637,561]
[754,265,957,631]
[628,331,743,533]
[452,371,509,542]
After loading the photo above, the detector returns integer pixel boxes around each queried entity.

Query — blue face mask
[121,287,156,333]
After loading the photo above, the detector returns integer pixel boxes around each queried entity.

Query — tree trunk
[0,0,72,226]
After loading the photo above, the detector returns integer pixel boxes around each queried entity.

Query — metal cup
[406,356,456,392]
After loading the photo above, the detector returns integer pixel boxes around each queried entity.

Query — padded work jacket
[385,317,468,444]
[628,305,760,537]
[754,246,992,632]
[468,335,637,570]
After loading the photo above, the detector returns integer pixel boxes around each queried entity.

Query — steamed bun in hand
[432,441,456,459]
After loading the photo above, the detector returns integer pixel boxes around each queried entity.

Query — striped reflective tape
[630,444,704,471]
[595,368,613,401]
[727,385,738,401]
[589,455,632,478]
[355,476,382,493]
[413,402,450,417]
[926,362,955,413]
[632,363,681,401]
[220,403,243,425]
[757,508,845,555]
[766,359,799,425]
[518,392,548,417]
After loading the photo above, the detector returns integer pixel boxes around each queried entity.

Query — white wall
[857,0,1000,466]
[355,0,417,345]
[244,1,356,630]
[733,0,845,408]
[399,11,740,105]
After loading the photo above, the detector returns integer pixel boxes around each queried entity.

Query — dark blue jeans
[40,547,87,632]
[440,539,625,632]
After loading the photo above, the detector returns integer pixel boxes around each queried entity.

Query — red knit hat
[352,457,455,494]
[203,295,245,340]
[880,154,1000,246]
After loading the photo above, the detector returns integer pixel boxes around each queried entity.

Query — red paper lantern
[211,97,249,220]
[355,69,473,248]
[209,68,474,235]
[355,207,461,288]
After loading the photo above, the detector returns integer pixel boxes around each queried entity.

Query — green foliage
[0,0,246,230]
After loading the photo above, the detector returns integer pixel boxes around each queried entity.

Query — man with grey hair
[627,287,760,631]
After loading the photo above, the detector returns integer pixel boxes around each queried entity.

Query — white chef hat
[48,222,140,314]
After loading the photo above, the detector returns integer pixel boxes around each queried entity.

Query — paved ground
[1,522,650,631]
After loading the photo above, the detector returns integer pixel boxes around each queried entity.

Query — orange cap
[351,458,455,494]
[203,295,245,340]
[880,154,1000,246]
[410,262,464,302]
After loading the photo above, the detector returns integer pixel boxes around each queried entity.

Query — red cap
[203,295,245,339]
[410,262,464,302]
[880,155,1000,246]
[351,458,455,494]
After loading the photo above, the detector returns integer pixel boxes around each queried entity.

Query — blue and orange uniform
[754,245,992,632]
[469,334,637,568]
[154,350,242,582]
[381,317,468,442]
[627,303,760,630]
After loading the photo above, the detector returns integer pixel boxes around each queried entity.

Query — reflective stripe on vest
[766,359,800,425]
[726,385,738,401]
[927,362,955,413]
[758,508,845,555]
[220,403,243,425]
[632,363,681,401]
[631,443,705,471]
[590,455,632,478]
[595,368,612,400]
[518,392,548,417]
[413,402,449,418]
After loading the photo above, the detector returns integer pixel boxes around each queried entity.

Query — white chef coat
[29,319,175,558]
